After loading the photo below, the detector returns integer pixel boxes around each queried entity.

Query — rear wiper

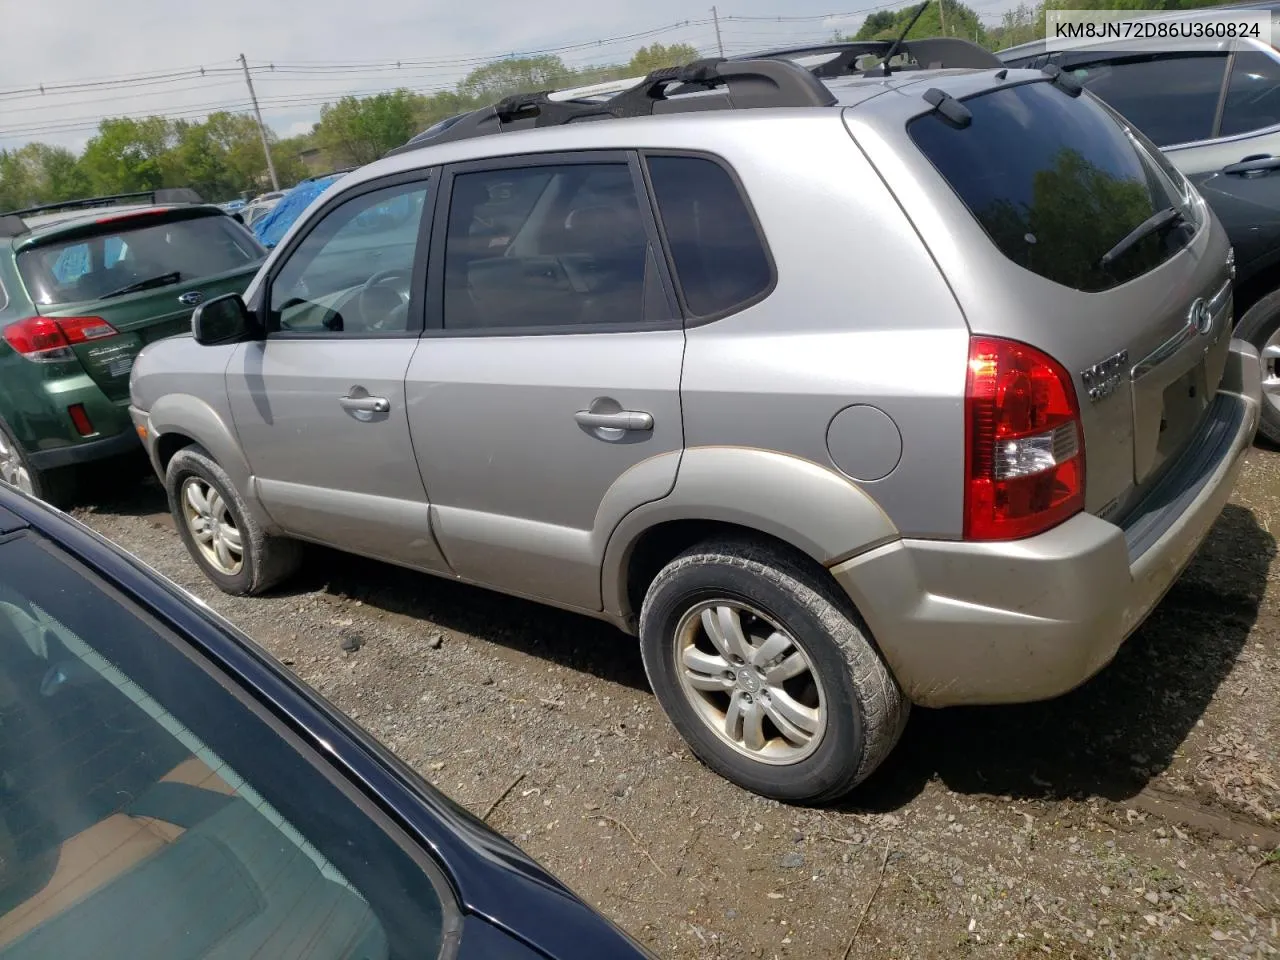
[1098,207,1187,268]
[102,271,182,299]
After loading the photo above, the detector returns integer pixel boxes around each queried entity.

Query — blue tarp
[252,175,343,248]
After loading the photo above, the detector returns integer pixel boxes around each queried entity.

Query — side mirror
[192,293,256,346]
[231,211,246,224]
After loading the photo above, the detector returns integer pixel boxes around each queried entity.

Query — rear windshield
[908,79,1194,293]
[18,214,263,305]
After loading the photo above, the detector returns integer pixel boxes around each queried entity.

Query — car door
[226,172,451,573]
[406,152,685,611]
[1057,49,1231,154]
[1182,47,1280,283]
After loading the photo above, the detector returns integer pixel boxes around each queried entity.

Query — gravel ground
[72,449,1280,960]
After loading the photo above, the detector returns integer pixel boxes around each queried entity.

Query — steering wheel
[357,269,412,331]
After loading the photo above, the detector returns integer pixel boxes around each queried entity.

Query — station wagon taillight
[2,315,119,362]
[964,336,1084,541]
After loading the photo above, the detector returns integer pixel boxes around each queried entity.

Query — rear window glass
[18,214,262,306]
[908,80,1193,293]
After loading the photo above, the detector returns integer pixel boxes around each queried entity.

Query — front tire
[1236,288,1280,444]
[165,444,300,595]
[639,537,908,804]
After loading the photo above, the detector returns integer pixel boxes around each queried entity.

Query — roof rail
[2,187,206,221]
[746,37,1003,75]
[385,56,836,153]
[0,187,206,240]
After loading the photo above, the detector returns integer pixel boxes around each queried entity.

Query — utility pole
[238,53,280,192]
[938,0,949,36]
[711,6,725,58]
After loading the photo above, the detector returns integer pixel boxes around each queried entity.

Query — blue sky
[0,0,1015,150]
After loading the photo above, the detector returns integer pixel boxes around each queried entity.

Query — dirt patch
[72,451,1280,958]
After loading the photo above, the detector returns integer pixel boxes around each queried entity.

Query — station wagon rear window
[18,214,262,306]
[908,79,1194,293]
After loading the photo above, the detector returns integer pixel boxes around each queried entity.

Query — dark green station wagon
[0,190,266,503]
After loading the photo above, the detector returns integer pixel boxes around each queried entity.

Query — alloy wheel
[181,477,244,575]
[672,600,826,765]
[1262,327,1280,419]
[0,432,33,495]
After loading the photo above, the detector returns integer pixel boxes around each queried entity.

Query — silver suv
[129,46,1261,803]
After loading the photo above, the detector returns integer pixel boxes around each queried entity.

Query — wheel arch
[601,446,899,630]
[146,394,274,530]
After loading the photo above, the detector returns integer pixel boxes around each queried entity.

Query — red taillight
[2,316,118,362]
[964,336,1085,541]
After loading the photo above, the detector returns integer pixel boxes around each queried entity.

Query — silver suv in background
[129,47,1260,803]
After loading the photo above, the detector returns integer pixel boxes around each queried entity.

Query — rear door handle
[574,409,653,431]
[340,395,390,414]
[1222,154,1280,175]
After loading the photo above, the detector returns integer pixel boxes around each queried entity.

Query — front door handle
[574,409,653,431]
[1223,154,1280,176]
[340,395,390,414]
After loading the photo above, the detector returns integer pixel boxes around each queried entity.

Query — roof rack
[0,187,206,239]
[746,37,1003,76]
[385,57,836,155]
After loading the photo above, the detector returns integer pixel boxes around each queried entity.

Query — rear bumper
[27,427,139,469]
[831,338,1261,708]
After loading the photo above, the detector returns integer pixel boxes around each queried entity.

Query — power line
[0,1,925,142]
[0,4,907,102]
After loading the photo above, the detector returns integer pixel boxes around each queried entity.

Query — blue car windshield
[0,533,450,959]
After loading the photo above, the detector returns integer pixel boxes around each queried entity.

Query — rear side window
[18,215,262,306]
[646,155,772,319]
[1066,53,1227,146]
[909,80,1192,293]
[1221,50,1280,137]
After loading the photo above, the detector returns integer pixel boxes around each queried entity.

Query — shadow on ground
[848,503,1274,812]
[291,539,654,694]
[82,478,1273,808]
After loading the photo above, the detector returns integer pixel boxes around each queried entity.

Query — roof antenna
[879,0,931,77]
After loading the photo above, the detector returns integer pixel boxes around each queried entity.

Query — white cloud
[0,0,898,149]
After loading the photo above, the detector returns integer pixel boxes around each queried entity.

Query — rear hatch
[15,208,264,402]
[848,72,1234,524]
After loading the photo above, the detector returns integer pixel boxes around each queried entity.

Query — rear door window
[909,79,1194,293]
[1220,49,1280,137]
[1064,53,1228,146]
[441,161,655,332]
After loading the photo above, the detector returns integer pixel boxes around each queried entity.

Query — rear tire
[1236,288,1280,444]
[165,444,301,595]
[639,537,908,804]
[0,420,77,508]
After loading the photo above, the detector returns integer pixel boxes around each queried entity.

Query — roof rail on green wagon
[0,188,206,238]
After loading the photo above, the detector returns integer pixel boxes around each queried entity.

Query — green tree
[627,42,702,75]
[458,55,574,101]
[853,0,986,42]
[314,89,423,167]
[78,117,175,195]
[0,143,91,210]
[984,1,1043,49]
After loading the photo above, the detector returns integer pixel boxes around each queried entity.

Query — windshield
[17,214,262,306]
[908,79,1195,292]
[0,532,450,959]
